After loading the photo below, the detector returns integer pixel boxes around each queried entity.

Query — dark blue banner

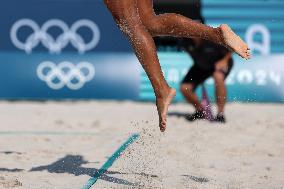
[0,0,131,52]
[0,0,138,100]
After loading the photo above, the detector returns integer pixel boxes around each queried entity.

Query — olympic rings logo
[37,61,95,90]
[11,19,100,54]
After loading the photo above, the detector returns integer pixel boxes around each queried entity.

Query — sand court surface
[0,101,283,189]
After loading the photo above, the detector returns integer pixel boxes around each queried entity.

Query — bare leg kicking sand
[104,0,250,132]
[136,0,250,59]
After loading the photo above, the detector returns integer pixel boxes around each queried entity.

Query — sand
[0,101,283,189]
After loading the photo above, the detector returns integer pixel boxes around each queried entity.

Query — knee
[141,16,160,35]
[140,14,168,36]
[213,71,225,83]
[116,18,144,37]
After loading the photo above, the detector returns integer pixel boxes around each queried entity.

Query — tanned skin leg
[104,0,176,132]
[213,71,227,114]
[180,84,203,111]
[137,0,250,59]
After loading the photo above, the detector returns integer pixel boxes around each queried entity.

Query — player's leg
[213,71,227,123]
[213,57,233,122]
[213,71,226,115]
[180,65,210,121]
[180,84,203,111]
[104,0,176,132]
[180,83,205,121]
[137,0,250,59]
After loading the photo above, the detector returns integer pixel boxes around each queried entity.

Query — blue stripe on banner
[82,133,140,189]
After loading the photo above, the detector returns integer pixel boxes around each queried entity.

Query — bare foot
[156,88,176,132]
[220,24,251,59]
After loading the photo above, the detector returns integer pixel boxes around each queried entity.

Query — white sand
[0,101,283,189]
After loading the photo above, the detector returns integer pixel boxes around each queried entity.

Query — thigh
[137,0,156,20]
[104,0,139,21]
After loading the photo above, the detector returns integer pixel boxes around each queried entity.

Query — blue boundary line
[82,133,139,189]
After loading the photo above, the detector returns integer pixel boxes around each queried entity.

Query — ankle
[155,86,172,99]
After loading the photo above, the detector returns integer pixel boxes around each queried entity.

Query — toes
[241,47,251,59]
[160,121,166,132]
[246,50,251,59]
[245,54,250,60]
[241,52,247,59]
[242,53,249,60]
[247,53,251,58]
[160,126,165,132]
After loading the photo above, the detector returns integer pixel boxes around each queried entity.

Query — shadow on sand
[182,175,210,183]
[168,111,189,119]
[0,168,24,172]
[30,155,138,186]
[30,155,163,187]
[1,154,210,186]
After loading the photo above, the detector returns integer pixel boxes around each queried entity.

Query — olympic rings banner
[0,0,138,100]
[10,19,101,54]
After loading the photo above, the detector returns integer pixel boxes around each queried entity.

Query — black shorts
[181,59,233,90]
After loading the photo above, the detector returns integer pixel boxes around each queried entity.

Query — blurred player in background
[104,0,249,132]
[180,36,233,123]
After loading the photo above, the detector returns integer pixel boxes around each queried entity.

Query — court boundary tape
[82,133,140,189]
